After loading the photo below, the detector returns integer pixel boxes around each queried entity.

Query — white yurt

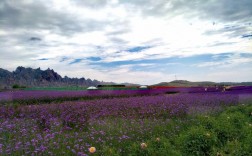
[87,86,98,90]
[139,85,148,89]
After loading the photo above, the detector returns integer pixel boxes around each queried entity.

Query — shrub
[195,116,215,130]
[178,126,217,156]
[12,84,20,89]
[214,111,248,147]
[242,132,252,155]
[213,140,243,156]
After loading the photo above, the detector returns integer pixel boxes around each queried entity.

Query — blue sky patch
[38,58,49,60]
[126,46,151,52]
[211,53,233,60]
[87,57,102,61]
[240,53,252,58]
[69,59,82,65]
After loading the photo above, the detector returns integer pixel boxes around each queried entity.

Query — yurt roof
[87,86,97,89]
[139,85,148,88]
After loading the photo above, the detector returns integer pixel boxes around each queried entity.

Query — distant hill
[0,66,121,89]
[120,82,140,86]
[153,80,252,87]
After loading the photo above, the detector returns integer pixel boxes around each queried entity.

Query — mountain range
[0,66,117,89]
[0,67,251,89]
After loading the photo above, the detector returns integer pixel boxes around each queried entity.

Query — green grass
[24,86,88,91]
[24,87,139,91]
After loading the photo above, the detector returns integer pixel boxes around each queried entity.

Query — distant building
[139,85,148,89]
[87,86,98,90]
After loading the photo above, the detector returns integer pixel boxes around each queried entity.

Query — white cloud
[193,53,252,68]
[205,68,252,82]
[0,0,252,83]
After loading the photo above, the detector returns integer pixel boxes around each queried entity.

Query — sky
[0,0,252,85]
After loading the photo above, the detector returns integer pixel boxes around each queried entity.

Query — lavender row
[0,93,243,120]
[0,89,169,102]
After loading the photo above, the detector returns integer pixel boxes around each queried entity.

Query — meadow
[0,86,252,155]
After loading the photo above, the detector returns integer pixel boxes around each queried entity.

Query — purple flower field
[0,89,169,103]
[0,86,252,155]
[1,86,252,103]
[0,93,242,119]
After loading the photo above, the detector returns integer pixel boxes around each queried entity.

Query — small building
[139,85,148,89]
[87,86,98,90]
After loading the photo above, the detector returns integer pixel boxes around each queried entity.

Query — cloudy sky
[0,0,252,84]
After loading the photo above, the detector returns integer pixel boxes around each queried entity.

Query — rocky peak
[15,66,26,73]
[0,68,12,78]
[0,66,105,88]
[41,69,62,81]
